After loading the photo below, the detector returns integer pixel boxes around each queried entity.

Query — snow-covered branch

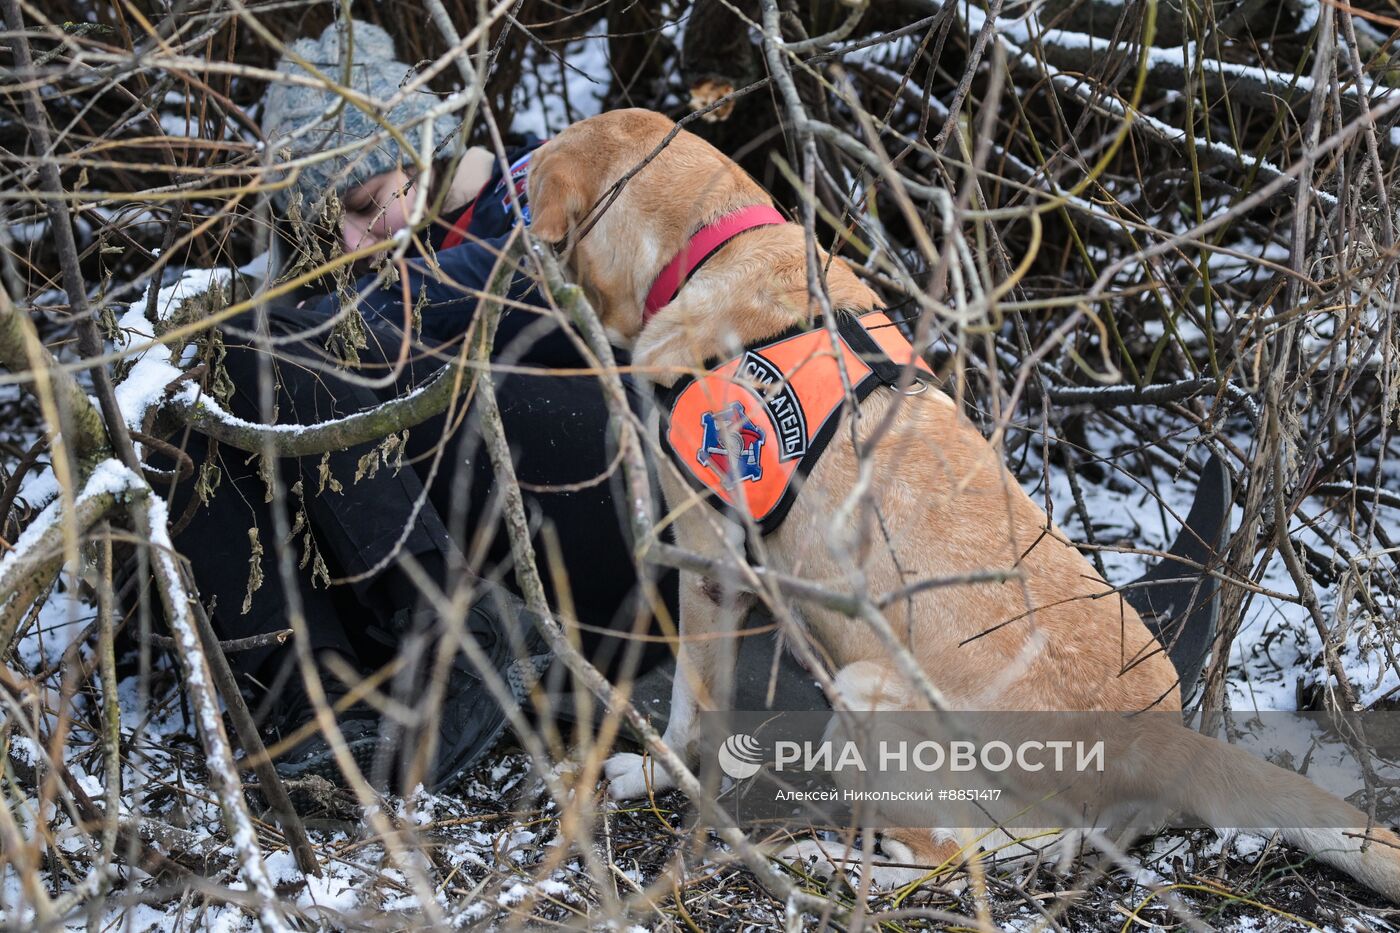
[0,461,138,653]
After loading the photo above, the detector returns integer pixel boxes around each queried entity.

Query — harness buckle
[900,379,931,396]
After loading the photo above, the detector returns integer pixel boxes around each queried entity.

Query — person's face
[341,167,414,253]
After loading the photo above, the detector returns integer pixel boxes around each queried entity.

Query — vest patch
[740,351,808,461]
[698,402,765,484]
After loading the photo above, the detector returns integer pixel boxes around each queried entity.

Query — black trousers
[167,305,673,693]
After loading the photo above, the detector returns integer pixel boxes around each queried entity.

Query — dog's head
[527,108,770,340]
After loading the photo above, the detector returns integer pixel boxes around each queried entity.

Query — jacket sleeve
[300,233,583,364]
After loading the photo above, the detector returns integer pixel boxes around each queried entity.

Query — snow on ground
[1029,407,1400,716]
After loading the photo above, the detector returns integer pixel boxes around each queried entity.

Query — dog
[526,108,1400,899]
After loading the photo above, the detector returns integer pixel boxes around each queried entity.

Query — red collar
[642,205,787,324]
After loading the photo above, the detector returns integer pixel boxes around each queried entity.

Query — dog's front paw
[604,752,676,800]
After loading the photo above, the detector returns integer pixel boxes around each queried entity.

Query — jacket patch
[499,150,535,223]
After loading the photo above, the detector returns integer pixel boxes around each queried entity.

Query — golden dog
[526,108,1400,898]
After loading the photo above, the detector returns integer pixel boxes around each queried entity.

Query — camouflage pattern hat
[260,20,455,212]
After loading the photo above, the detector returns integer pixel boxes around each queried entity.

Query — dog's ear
[528,148,587,244]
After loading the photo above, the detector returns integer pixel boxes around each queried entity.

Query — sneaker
[377,583,553,793]
[263,585,553,794]
[265,652,388,787]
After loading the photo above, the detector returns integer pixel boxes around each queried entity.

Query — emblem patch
[697,403,765,484]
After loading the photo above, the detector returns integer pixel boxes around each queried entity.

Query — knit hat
[260,20,456,212]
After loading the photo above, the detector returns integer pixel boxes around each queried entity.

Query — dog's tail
[1145,722,1400,900]
[1124,454,1232,701]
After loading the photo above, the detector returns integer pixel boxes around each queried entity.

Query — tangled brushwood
[3,0,1400,929]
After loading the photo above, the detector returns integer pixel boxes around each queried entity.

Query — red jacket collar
[642,205,787,324]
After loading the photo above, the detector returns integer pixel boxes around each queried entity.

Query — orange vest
[660,310,933,533]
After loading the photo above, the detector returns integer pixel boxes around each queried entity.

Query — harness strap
[643,205,788,323]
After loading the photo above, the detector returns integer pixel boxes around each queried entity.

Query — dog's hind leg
[779,660,971,890]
